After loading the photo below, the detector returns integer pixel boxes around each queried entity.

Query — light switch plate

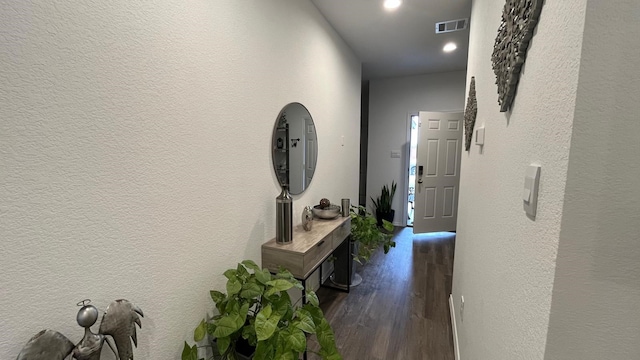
[475,127,485,145]
[523,165,541,217]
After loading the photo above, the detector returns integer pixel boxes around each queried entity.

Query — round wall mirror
[271,103,318,195]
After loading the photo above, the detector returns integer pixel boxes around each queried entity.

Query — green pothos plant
[181,260,342,360]
[350,205,395,264]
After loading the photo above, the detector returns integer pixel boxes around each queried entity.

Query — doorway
[412,111,463,234]
[406,114,419,226]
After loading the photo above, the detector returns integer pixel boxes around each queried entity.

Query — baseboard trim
[449,294,461,360]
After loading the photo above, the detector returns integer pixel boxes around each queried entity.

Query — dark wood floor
[309,228,456,360]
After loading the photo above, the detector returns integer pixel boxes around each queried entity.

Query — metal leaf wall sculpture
[464,77,478,151]
[491,0,544,112]
[16,299,143,360]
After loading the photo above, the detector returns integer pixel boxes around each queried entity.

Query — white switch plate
[523,165,541,217]
[391,150,401,158]
[475,127,485,145]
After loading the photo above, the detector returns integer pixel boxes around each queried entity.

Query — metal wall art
[17,299,143,360]
[491,0,544,112]
[464,76,478,151]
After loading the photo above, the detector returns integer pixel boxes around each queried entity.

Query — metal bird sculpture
[16,299,143,360]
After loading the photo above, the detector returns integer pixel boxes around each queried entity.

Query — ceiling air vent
[435,18,468,34]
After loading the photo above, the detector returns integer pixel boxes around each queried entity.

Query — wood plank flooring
[309,228,456,360]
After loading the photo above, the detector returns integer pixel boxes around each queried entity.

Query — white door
[413,111,463,234]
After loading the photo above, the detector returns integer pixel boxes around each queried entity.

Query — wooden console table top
[262,216,351,279]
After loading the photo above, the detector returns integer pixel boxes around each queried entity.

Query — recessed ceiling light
[383,0,402,10]
[443,42,457,52]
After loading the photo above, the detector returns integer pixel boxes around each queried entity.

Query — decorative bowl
[312,204,340,220]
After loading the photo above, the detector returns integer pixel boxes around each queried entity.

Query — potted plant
[350,205,395,265]
[181,260,342,360]
[331,205,396,288]
[370,181,397,227]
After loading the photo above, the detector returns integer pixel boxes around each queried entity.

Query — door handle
[417,165,424,184]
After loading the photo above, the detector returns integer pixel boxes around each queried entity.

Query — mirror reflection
[272,103,318,195]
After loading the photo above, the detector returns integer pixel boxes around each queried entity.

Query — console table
[261,216,351,289]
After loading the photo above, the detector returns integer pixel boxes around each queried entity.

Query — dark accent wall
[359,81,370,207]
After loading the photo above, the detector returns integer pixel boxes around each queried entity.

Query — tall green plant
[370,181,397,215]
[350,205,395,264]
[181,260,341,360]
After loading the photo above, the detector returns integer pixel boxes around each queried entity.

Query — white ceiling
[311,0,472,80]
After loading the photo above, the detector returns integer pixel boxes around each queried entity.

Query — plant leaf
[321,351,344,360]
[254,338,276,360]
[303,304,326,326]
[213,314,244,338]
[181,342,200,360]
[261,303,273,318]
[241,259,261,272]
[273,268,302,287]
[271,292,291,317]
[284,328,306,353]
[210,290,226,305]
[194,319,207,342]
[256,269,272,285]
[294,309,316,334]
[255,305,282,341]
[240,281,263,299]
[239,303,250,324]
[237,263,250,279]
[275,268,295,280]
[224,268,238,280]
[305,290,319,307]
[216,335,231,354]
[207,322,217,337]
[382,219,394,232]
[266,279,295,294]
[226,278,242,296]
[276,351,296,360]
[315,318,338,353]
[225,297,239,314]
[293,282,304,290]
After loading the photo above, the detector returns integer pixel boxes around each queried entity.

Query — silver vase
[276,186,293,243]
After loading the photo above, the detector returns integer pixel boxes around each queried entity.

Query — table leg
[301,279,306,305]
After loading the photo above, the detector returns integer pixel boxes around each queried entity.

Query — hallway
[311,228,456,359]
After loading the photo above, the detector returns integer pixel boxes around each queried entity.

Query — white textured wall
[544,1,640,358]
[451,0,586,358]
[367,71,466,224]
[0,1,360,358]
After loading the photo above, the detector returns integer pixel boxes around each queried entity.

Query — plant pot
[211,338,254,360]
[331,239,363,288]
[375,209,395,227]
[350,240,363,286]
